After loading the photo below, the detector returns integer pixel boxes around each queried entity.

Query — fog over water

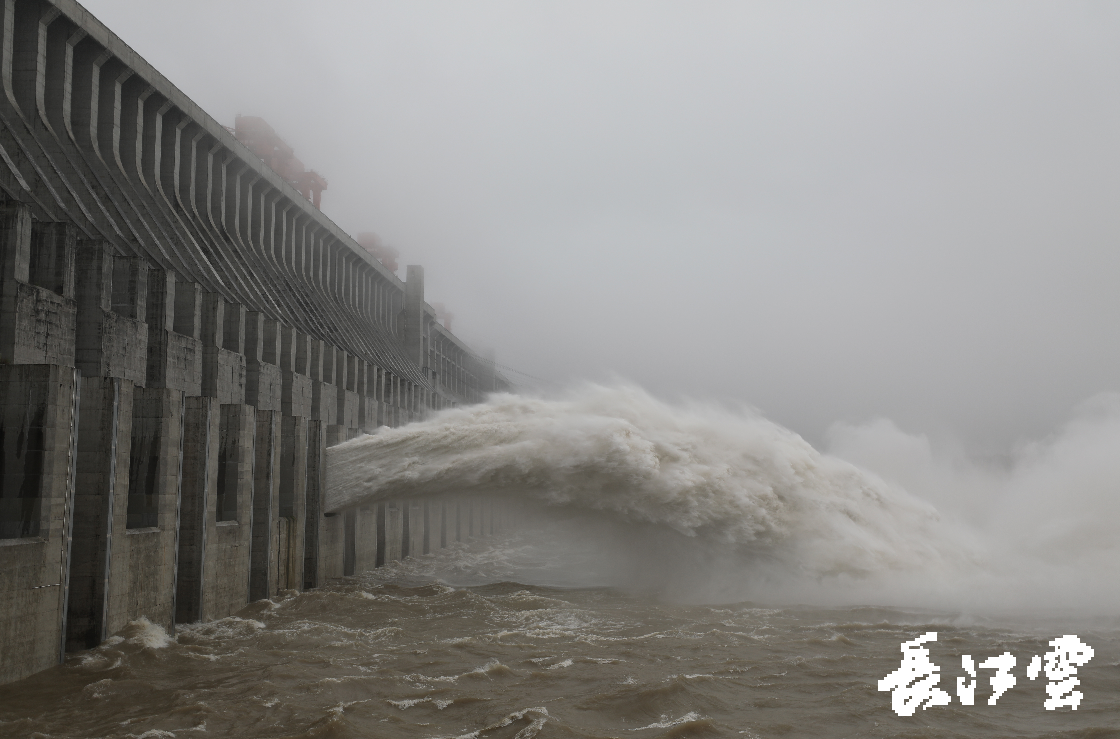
[83,0,1120,451]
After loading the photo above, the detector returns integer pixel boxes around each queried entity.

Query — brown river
[0,524,1117,739]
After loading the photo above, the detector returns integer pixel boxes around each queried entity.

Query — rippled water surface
[1,531,1117,739]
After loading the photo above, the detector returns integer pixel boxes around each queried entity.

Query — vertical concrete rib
[278,414,306,591]
[201,145,254,305]
[303,418,325,588]
[176,395,216,624]
[0,0,67,217]
[65,375,125,651]
[4,1,99,230]
[37,15,127,243]
[236,172,293,324]
[143,99,220,284]
[249,408,279,601]
[65,41,161,258]
[176,128,237,293]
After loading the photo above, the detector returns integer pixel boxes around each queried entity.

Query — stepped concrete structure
[0,0,509,685]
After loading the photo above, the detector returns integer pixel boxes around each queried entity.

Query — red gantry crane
[232,115,328,209]
[235,117,401,275]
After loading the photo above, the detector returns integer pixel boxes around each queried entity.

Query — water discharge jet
[327,384,1120,615]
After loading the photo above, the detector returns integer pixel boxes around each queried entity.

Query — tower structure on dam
[0,0,508,685]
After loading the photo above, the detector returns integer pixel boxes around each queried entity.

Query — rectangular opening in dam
[110,258,146,320]
[126,426,160,530]
[423,502,431,555]
[0,396,45,539]
[279,479,295,519]
[27,223,74,297]
[343,511,356,577]
[440,502,448,549]
[216,412,241,523]
[375,503,386,567]
[401,503,410,559]
[215,451,236,522]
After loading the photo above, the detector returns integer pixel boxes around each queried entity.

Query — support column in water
[279,416,308,592]
[176,396,219,624]
[67,377,129,652]
[249,410,281,601]
[0,365,81,683]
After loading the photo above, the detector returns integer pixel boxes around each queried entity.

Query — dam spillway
[0,0,509,685]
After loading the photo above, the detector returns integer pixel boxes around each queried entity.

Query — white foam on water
[631,712,703,730]
[177,616,266,641]
[470,706,549,739]
[125,617,172,650]
[388,697,430,709]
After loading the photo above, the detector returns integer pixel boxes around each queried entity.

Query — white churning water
[328,385,949,573]
[327,384,1120,612]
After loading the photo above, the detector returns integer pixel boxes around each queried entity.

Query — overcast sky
[82,0,1120,452]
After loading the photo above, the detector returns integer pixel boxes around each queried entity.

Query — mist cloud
[83,0,1120,450]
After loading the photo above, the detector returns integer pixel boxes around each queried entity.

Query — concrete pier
[174,396,218,625]
[249,409,281,602]
[302,419,327,590]
[0,0,512,687]
[66,376,125,652]
[0,364,80,684]
[279,415,307,592]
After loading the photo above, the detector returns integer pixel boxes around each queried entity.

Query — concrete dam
[0,0,510,685]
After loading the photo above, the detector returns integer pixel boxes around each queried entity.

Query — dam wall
[0,0,508,685]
